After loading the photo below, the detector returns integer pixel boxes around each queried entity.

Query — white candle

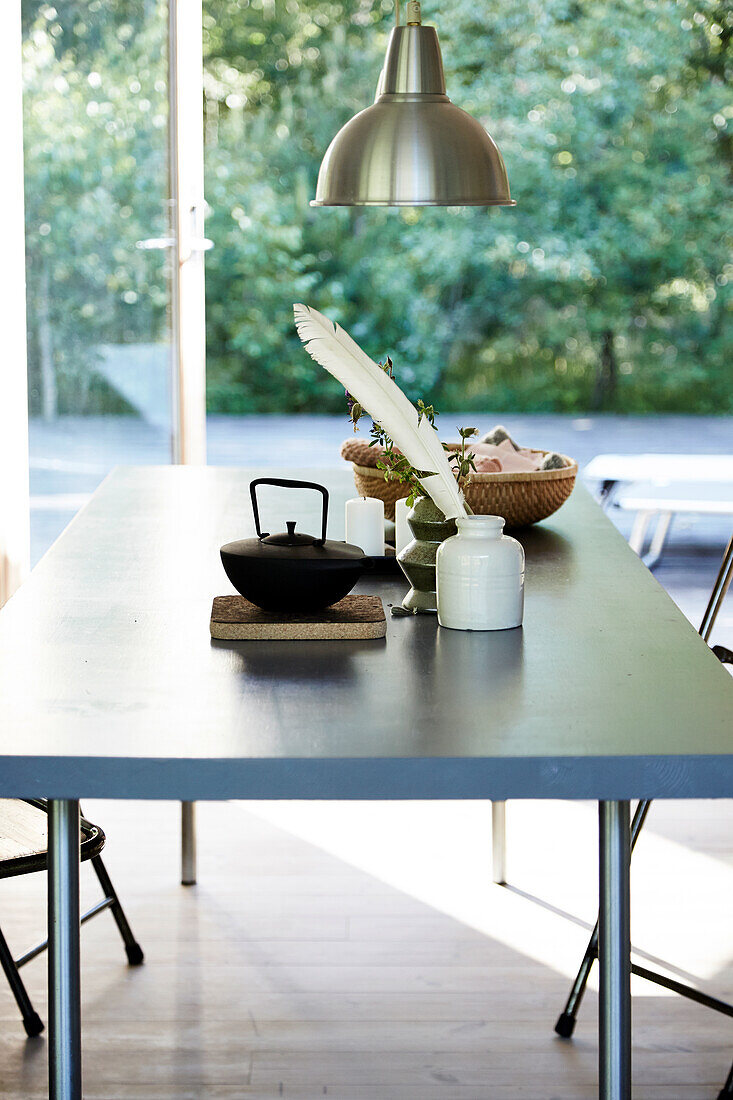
[394,497,412,555]
[345,496,384,557]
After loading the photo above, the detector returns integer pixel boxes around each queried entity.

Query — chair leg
[642,511,673,571]
[90,856,144,966]
[555,799,651,1039]
[700,534,733,643]
[0,923,44,1037]
[555,922,598,1038]
[628,511,652,556]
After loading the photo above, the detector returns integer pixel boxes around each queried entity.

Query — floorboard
[0,798,732,1098]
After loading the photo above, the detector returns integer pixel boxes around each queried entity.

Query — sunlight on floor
[3,797,733,1097]
[246,799,733,994]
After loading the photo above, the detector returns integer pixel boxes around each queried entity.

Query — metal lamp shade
[312,25,515,208]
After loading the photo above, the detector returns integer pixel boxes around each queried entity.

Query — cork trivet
[210,594,387,641]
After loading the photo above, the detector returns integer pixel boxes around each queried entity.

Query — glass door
[22,0,207,563]
[0,0,30,606]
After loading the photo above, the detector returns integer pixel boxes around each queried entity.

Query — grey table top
[0,466,730,802]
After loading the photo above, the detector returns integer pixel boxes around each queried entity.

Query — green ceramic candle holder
[395,497,457,614]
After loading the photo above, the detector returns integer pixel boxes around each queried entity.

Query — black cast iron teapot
[220,478,366,613]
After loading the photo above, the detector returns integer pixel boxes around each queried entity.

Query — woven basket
[352,464,411,521]
[352,449,577,528]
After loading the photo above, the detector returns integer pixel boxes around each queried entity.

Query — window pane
[23,0,171,563]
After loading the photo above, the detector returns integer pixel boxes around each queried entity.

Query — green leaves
[23,0,169,415]
[416,399,437,427]
[22,0,732,417]
[446,428,478,485]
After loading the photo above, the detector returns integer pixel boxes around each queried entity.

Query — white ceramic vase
[436,515,524,631]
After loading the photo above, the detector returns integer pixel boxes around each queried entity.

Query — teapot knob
[286,520,297,538]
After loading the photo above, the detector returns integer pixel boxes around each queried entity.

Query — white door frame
[1,1,208,607]
[0,0,31,607]
[169,0,208,465]
[170,1,208,882]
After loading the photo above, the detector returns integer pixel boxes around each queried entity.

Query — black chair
[551,533,733,1099]
[0,799,143,1037]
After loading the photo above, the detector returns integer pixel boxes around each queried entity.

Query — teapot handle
[249,478,329,544]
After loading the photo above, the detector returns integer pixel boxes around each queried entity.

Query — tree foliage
[22,0,169,416]
[22,0,732,416]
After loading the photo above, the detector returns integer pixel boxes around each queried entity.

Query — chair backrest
[699,533,732,643]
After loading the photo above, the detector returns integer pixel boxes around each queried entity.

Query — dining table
[0,464,730,1100]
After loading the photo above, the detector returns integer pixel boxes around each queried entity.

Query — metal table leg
[491,801,507,885]
[598,800,631,1100]
[48,799,82,1100]
[181,800,197,885]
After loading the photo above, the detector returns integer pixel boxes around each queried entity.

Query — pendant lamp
[311,0,515,207]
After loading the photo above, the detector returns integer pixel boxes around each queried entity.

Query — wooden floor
[1,797,733,1098]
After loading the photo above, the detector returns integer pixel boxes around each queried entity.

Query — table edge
[3,753,733,801]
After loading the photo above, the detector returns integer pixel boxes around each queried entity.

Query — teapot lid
[221,528,365,561]
[261,520,320,548]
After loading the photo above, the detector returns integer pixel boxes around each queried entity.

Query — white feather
[293,304,468,519]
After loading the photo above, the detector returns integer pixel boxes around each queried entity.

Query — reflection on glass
[22,0,171,562]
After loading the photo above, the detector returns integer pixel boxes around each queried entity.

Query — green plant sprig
[344,359,478,510]
[446,427,479,488]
